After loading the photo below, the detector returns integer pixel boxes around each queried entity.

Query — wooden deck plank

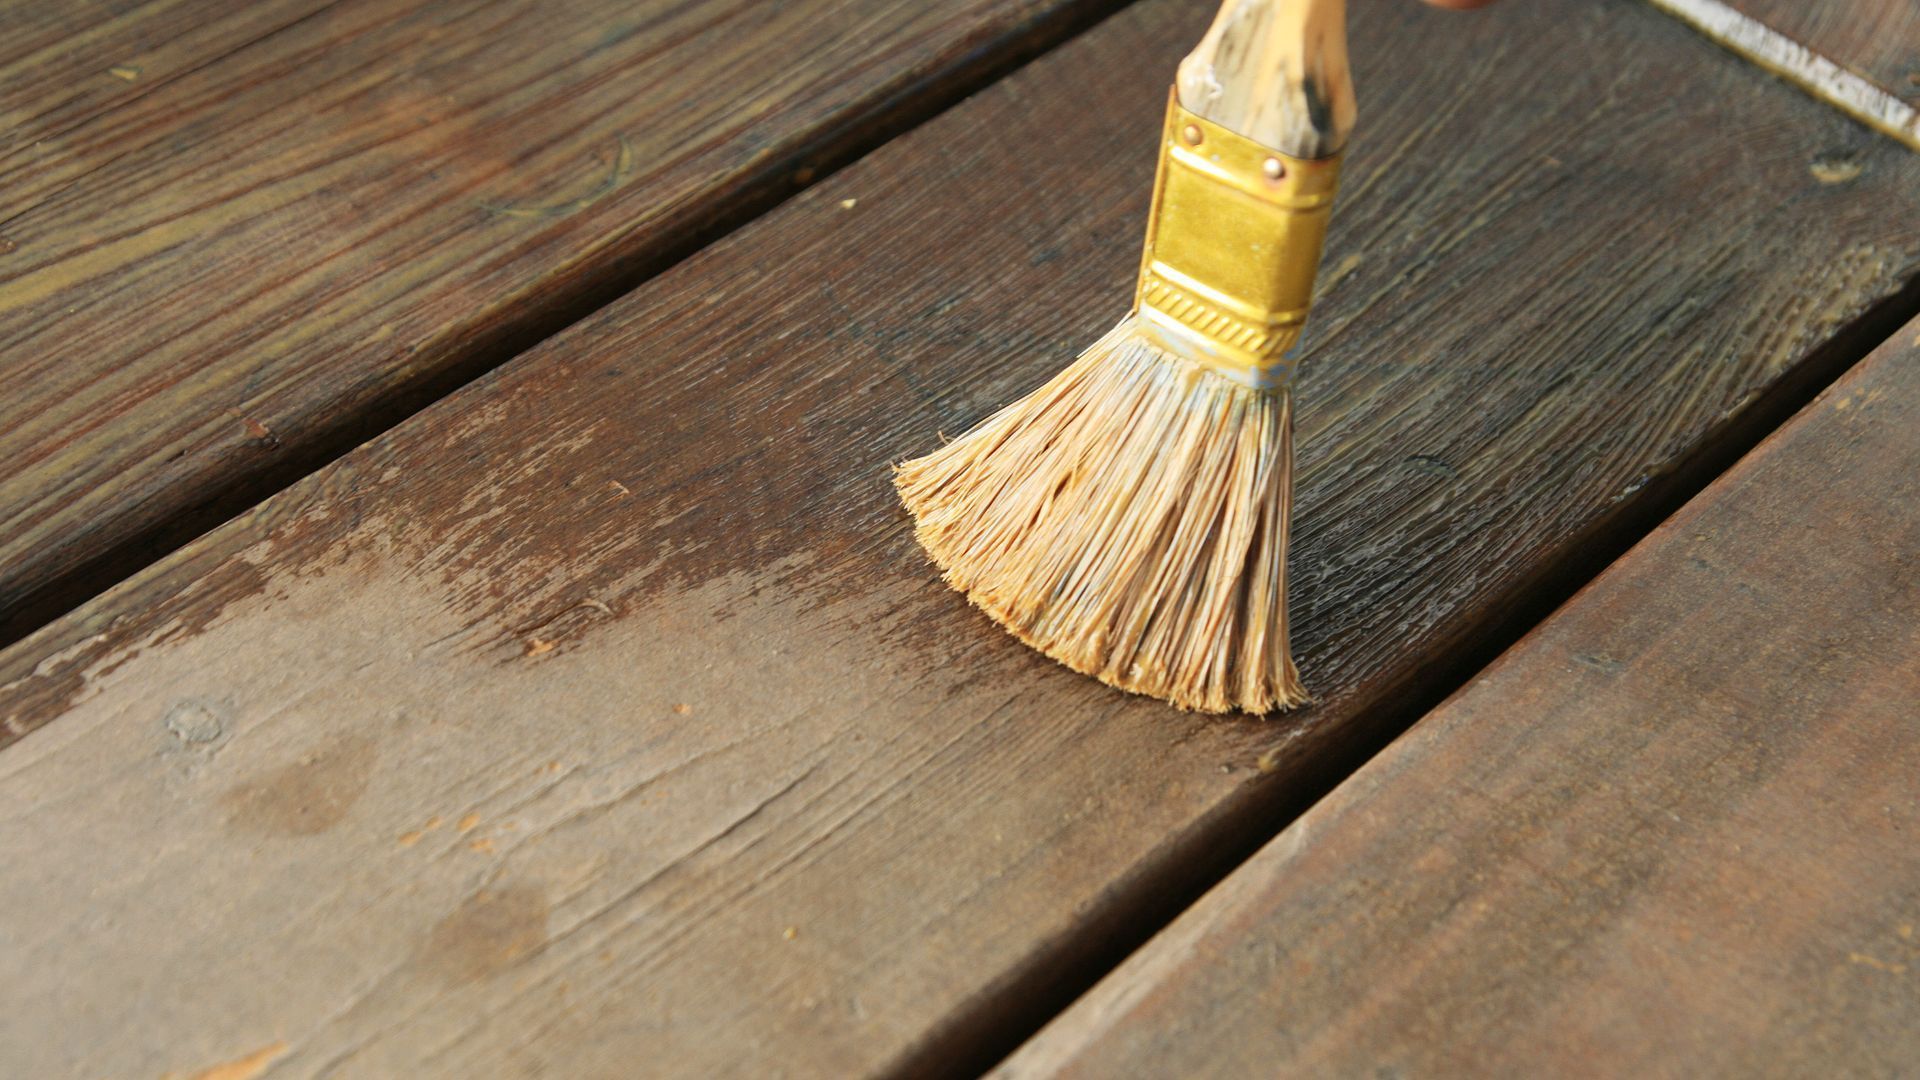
[2,0,1919,1075]
[0,0,1117,642]
[999,318,1920,1079]
[1647,0,1920,148]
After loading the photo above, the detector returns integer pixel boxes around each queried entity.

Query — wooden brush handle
[1175,0,1355,158]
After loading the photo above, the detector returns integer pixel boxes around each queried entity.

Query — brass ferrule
[1134,89,1343,385]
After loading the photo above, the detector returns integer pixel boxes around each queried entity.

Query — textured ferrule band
[1134,89,1343,379]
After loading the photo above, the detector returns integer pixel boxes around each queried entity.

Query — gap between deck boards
[0,0,1136,655]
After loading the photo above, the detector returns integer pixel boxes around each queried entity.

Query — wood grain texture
[0,0,1116,643]
[1731,0,1920,104]
[1000,319,1920,1079]
[1647,0,1920,148]
[1,0,333,153]
[1,0,1919,1075]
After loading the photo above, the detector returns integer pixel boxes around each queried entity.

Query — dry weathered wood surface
[1,0,1918,1075]
[1001,318,1920,1079]
[0,0,1114,643]
[1646,0,1920,148]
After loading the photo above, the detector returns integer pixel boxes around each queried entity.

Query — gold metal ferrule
[1135,89,1343,385]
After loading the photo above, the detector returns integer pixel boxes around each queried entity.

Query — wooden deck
[1,0,1916,1076]
[999,316,1920,1078]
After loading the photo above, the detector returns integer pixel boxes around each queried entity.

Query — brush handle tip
[1176,0,1355,158]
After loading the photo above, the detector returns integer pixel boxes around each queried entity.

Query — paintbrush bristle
[894,314,1308,714]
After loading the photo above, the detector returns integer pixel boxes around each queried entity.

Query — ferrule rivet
[1262,157,1286,180]
[1181,123,1203,146]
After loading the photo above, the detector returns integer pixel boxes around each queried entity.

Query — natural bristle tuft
[894,315,1309,714]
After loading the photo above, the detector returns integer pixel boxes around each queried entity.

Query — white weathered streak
[1646,0,1920,150]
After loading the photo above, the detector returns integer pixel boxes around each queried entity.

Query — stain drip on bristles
[894,314,1308,714]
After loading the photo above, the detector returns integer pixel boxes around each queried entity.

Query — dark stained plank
[0,0,1120,644]
[2,0,1920,1075]
[999,320,1920,1079]
[1648,0,1920,148]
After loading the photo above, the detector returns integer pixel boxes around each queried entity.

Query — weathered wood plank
[999,319,1920,1079]
[0,0,1118,643]
[2,0,1919,1075]
[1646,0,1920,148]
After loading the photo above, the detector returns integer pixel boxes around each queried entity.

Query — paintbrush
[894,0,1354,713]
